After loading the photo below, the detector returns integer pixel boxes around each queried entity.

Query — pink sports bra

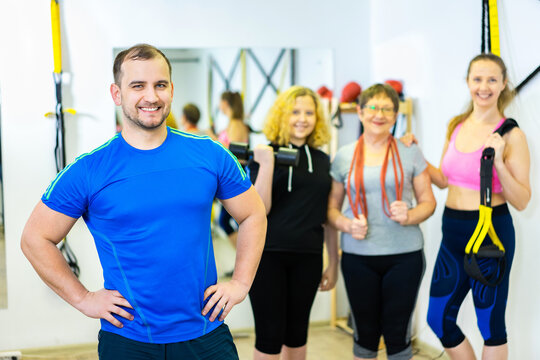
[441,118,505,193]
[218,130,230,148]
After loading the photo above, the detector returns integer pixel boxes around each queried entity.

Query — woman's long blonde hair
[263,86,330,147]
[446,53,515,140]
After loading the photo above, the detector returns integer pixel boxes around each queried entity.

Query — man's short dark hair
[113,44,172,85]
[183,103,201,126]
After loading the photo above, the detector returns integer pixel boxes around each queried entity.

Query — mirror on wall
[0,87,6,309]
[113,47,334,276]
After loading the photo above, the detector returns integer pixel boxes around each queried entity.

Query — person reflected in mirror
[248,86,338,360]
[181,102,207,136]
[212,91,251,251]
[328,84,436,360]
[21,43,267,360]
[412,53,530,360]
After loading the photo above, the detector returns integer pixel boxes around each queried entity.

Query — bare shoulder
[503,126,530,165]
[505,126,528,148]
[229,121,250,142]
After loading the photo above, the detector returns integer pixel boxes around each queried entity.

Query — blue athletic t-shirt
[41,127,251,344]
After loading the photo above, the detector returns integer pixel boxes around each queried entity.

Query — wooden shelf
[338,98,413,133]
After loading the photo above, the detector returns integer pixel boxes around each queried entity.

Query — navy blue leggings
[427,204,515,347]
[98,324,238,360]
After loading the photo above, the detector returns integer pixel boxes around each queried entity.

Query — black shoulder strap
[495,118,519,137]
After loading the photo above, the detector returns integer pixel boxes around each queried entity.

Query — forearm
[427,162,447,189]
[254,166,274,214]
[404,200,436,225]
[324,224,339,267]
[328,208,351,234]
[232,212,267,288]
[21,235,88,310]
[495,160,531,211]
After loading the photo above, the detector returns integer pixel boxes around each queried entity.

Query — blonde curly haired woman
[248,86,338,360]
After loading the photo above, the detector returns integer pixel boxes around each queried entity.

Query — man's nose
[143,87,159,102]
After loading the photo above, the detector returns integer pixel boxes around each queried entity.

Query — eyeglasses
[363,105,395,116]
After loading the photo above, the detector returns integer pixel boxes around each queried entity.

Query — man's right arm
[202,187,267,321]
[21,201,133,328]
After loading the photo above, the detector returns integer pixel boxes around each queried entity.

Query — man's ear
[110,83,121,106]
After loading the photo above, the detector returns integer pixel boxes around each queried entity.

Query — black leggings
[249,251,322,354]
[342,250,424,360]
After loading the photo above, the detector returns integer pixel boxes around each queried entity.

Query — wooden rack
[338,97,413,133]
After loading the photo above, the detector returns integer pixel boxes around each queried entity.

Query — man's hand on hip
[75,289,134,328]
[202,279,250,322]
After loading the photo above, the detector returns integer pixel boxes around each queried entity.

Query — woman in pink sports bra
[214,91,250,251]
[216,91,250,148]
[424,54,531,360]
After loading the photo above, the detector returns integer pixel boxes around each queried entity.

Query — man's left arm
[202,186,266,321]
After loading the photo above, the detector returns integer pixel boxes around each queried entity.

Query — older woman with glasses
[328,84,436,360]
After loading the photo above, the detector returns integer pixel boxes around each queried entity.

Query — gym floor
[17,324,449,359]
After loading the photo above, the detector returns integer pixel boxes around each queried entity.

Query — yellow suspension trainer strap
[488,0,500,56]
[464,119,518,286]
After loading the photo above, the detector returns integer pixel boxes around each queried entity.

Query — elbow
[513,196,531,212]
[433,177,448,190]
[20,229,33,260]
[509,189,532,212]
[436,182,448,190]
[427,201,437,217]
[512,202,527,212]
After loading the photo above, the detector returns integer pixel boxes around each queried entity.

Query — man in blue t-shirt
[21,44,267,359]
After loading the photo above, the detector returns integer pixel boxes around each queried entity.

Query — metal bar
[211,57,229,90]
[516,64,540,93]
[248,49,287,115]
[169,58,200,63]
[290,49,296,85]
[267,49,286,92]
[226,50,243,85]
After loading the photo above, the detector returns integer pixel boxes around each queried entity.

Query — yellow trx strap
[465,205,505,255]
[51,0,62,74]
[489,0,500,56]
[46,0,75,117]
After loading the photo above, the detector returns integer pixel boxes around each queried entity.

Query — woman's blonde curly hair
[263,86,330,148]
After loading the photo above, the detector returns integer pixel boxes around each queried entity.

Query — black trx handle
[480,147,495,207]
[229,142,300,167]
